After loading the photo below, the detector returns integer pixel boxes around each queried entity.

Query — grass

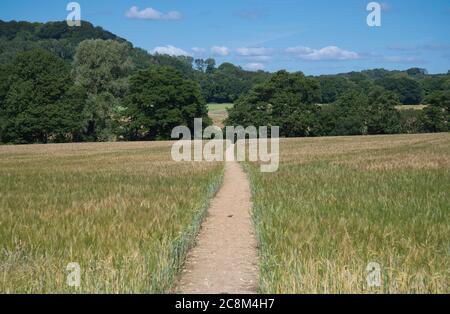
[0,142,224,293]
[245,133,449,293]
[208,103,234,111]
[395,104,428,111]
[320,103,427,111]
[208,103,234,128]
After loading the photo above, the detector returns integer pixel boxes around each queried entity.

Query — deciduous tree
[72,39,133,141]
[122,67,210,140]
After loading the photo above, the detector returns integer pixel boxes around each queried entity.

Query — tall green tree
[122,66,210,140]
[321,87,401,136]
[327,91,370,136]
[366,87,401,134]
[318,76,356,103]
[72,39,133,141]
[421,106,448,133]
[0,49,79,143]
[376,75,424,105]
[422,90,450,132]
[227,70,321,136]
[198,61,271,104]
[205,58,216,74]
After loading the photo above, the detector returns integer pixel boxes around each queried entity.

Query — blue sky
[1,0,449,75]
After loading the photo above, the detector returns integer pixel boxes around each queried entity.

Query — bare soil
[176,161,259,294]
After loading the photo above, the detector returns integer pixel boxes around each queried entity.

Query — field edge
[168,166,225,293]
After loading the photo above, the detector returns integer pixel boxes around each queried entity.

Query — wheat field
[245,133,449,293]
[1,134,449,294]
[0,142,223,293]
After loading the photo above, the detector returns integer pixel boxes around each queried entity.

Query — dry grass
[0,141,224,293]
[245,133,449,293]
[395,105,428,111]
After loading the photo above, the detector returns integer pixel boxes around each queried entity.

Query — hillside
[1,20,448,105]
[0,20,448,144]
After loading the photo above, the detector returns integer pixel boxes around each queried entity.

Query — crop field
[208,103,234,128]
[0,142,223,293]
[395,105,428,111]
[245,133,449,293]
[1,134,448,294]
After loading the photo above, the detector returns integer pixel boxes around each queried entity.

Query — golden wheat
[246,133,449,294]
[0,141,223,293]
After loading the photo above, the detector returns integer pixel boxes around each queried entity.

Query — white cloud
[192,47,206,53]
[125,6,181,20]
[236,47,272,62]
[151,45,190,57]
[286,46,359,61]
[211,46,230,56]
[236,47,273,57]
[247,55,272,62]
[244,63,265,71]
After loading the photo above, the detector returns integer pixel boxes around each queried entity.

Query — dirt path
[177,160,259,294]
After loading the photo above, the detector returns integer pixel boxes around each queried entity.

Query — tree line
[0,40,210,143]
[227,71,449,136]
[0,20,449,143]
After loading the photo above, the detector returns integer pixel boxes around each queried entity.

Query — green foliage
[323,91,370,136]
[399,109,424,134]
[0,50,79,143]
[0,20,123,64]
[73,40,133,96]
[205,58,216,74]
[376,75,424,105]
[129,47,154,70]
[420,76,449,97]
[228,71,406,138]
[422,90,450,132]
[406,67,428,77]
[198,61,271,103]
[322,88,401,136]
[425,90,450,113]
[318,76,356,103]
[0,63,10,104]
[151,54,195,78]
[0,20,448,144]
[122,67,210,140]
[73,39,134,141]
[227,70,321,136]
[344,71,375,91]
[421,106,448,133]
[365,88,402,134]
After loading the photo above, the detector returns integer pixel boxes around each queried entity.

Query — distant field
[0,142,223,293]
[245,133,449,293]
[208,103,234,111]
[208,103,234,128]
[395,105,428,111]
[320,104,428,111]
